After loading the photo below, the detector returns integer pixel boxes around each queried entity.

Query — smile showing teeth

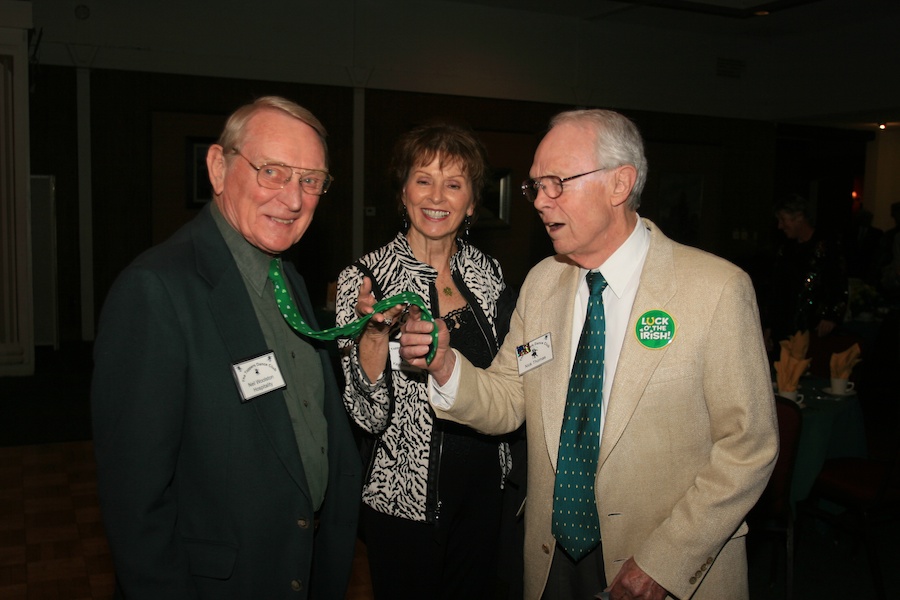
[271,217,295,225]
[422,209,449,219]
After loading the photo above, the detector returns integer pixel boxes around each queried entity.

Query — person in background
[92,96,361,599]
[335,123,518,599]
[763,193,849,351]
[400,109,778,600]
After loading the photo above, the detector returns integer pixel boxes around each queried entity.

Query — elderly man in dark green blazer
[92,96,361,599]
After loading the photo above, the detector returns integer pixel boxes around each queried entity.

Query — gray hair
[549,109,648,210]
[217,96,329,166]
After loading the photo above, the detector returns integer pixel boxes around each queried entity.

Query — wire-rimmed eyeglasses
[520,167,608,202]
[232,148,333,195]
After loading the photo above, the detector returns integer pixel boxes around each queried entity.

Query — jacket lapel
[193,209,312,498]
[599,221,677,470]
[542,263,581,470]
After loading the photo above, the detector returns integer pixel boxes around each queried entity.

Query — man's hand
[606,557,667,600]
[398,305,455,385]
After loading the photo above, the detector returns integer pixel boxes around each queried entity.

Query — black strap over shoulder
[353,260,384,301]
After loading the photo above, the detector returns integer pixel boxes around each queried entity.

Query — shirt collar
[584,215,650,299]
[211,203,274,296]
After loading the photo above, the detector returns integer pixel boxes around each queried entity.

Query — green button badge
[635,309,676,349]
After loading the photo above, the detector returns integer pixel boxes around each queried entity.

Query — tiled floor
[0,441,375,600]
[2,439,900,599]
[0,442,114,600]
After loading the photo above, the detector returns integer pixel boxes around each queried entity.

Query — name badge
[389,340,402,371]
[516,333,553,375]
[231,351,287,403]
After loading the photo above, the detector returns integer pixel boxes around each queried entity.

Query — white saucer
[822,387,856,397]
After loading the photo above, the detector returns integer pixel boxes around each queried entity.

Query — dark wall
[775,124,872,238]
[88,69,355,316]
[28,66,869,343]
[29,65,80,342]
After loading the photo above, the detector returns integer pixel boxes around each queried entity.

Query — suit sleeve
[433,276,530,435]
[91,266,198,599]
[634,270,778,598]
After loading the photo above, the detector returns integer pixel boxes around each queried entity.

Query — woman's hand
[357,277,404,338]
[356,277,404,383]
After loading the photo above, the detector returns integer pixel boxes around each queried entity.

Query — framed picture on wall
[186,137,216,208]
[475,168,512,228]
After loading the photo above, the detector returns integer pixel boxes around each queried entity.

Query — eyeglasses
[232,148,333,195]
[520,167,608,202]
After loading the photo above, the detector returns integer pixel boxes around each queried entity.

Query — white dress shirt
[432,217,651,449]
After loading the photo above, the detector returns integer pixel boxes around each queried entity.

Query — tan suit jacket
[435,220,778,600]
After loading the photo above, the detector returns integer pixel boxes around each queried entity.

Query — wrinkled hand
[399,305,455,384]
[356,277,404,338]
[606,558,667,600]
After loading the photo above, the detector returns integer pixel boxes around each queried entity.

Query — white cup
[778,390,804,404]
[830,378,855,395]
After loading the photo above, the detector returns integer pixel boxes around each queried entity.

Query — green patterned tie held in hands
[269,259,439,364]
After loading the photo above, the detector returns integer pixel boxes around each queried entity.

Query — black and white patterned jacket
[336,233,516,523]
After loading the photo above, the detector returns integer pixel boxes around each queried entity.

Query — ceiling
[451,0,891,33]
[451,0,900,131]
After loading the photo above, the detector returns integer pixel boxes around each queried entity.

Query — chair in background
[799,421,900,600]
[748,395,803,600]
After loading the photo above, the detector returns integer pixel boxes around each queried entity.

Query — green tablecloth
[787,378,868,506]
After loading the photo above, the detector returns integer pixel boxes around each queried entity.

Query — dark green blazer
[92,205,361,599]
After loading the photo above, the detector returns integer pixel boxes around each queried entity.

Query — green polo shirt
[212,205,328,510]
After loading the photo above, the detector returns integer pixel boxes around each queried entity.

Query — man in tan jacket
[399,109,778,600]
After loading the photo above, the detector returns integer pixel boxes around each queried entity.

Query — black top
[765,230,848,341]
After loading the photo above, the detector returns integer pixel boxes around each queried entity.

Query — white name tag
[516,333,553,375]
[231,351,287,403]
[389,340,402,371]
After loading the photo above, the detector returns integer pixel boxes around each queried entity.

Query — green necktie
[552,271,607,561]
[268,258,439,364]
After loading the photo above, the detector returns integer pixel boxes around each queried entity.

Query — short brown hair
[390,122,490,220]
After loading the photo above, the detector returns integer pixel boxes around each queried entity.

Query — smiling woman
[334,122,520,599]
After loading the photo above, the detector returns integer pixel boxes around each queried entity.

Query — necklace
[443,286,453,297]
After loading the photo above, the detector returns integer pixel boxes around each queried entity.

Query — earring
[463,216,471,240]
[402,212,409,232]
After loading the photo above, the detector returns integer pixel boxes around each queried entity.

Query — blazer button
[291,580,302,592]
[297,518,309,529]
[542,544,551,554]
[689,576,697,585]
[706,557,713,565]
